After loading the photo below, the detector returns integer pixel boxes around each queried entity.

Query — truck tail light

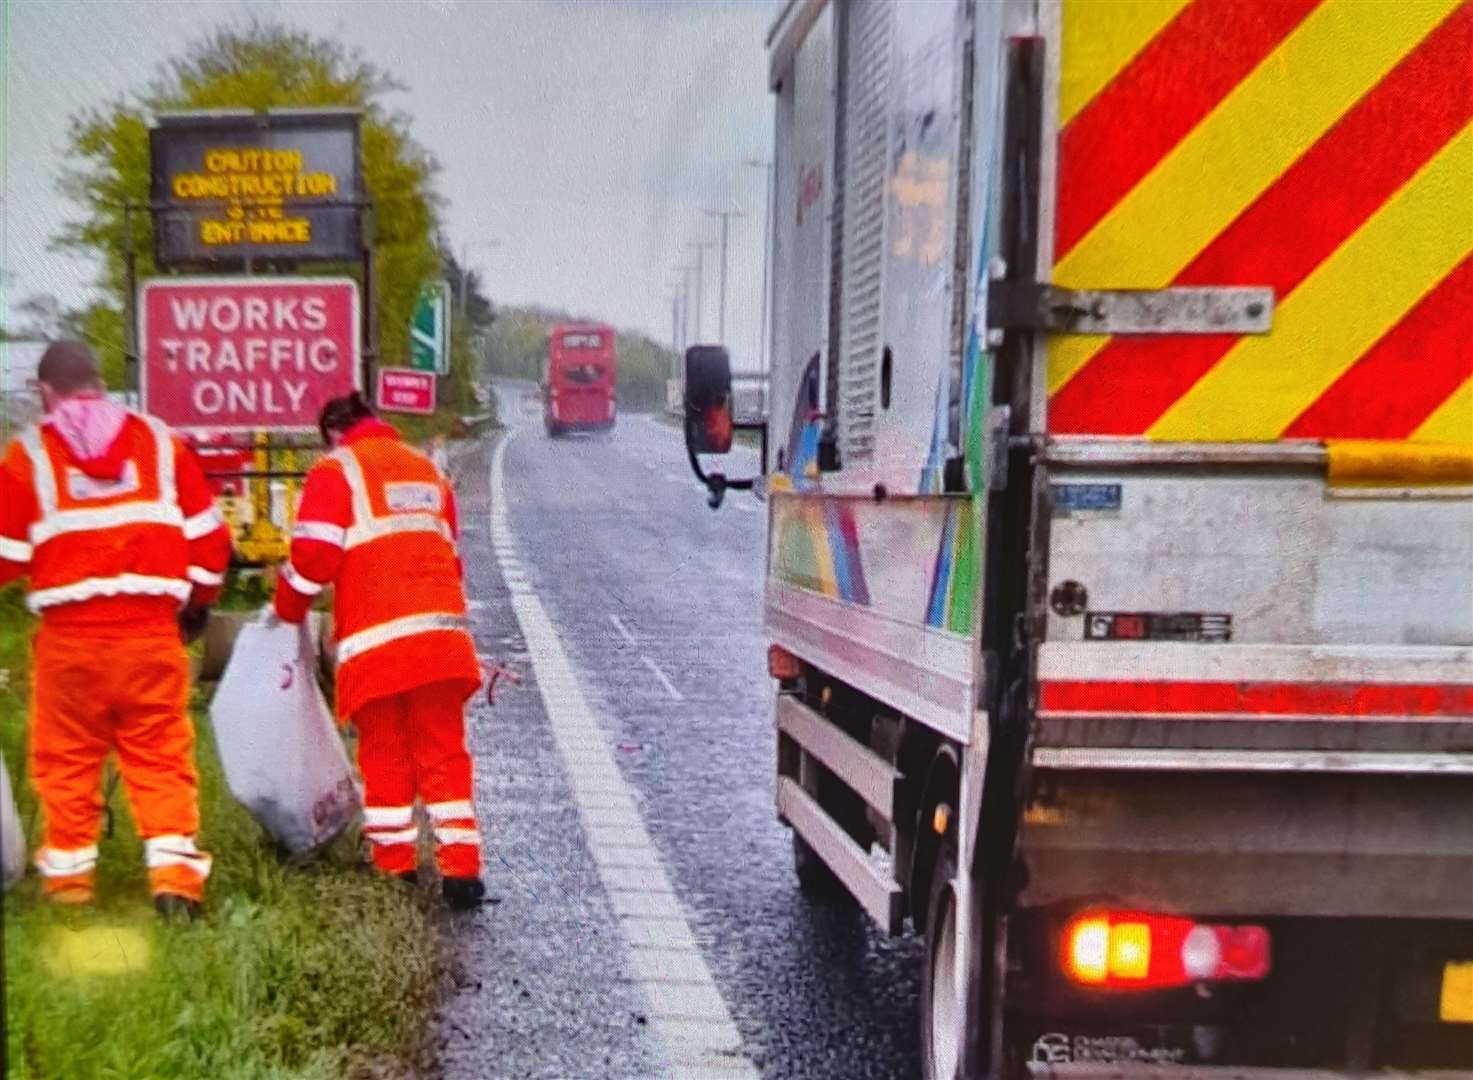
[767,645,801,680]
[1062,910,1271,989]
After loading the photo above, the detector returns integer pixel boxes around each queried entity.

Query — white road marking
[608,612,638,646]
[641,655,684,701]
[488,431,755,1080]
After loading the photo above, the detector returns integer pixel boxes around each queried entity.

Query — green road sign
[409,281,450,374]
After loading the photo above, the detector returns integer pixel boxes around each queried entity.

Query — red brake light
[1062,910,1271,989]
[767,645,802,680]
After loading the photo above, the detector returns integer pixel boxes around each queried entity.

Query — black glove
[178,605,210,645]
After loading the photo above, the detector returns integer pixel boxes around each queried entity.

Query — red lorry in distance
[543,323,617,436]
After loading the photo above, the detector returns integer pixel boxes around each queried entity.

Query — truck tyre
[792,832,851,904]
[921,842,963,1080]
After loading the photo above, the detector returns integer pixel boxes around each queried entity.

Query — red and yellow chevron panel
[1048,0,1473,443]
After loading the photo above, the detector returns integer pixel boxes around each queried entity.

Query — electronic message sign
[150,110,362,266]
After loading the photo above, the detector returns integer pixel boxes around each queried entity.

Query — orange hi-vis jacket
[0,410,231,626]
[274,419,481,719]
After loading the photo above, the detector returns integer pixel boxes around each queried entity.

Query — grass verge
[1,585,444,1079]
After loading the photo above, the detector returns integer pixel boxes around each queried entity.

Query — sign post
[409,281,450,375]
[139,277,361,432]
[376,367,437,415]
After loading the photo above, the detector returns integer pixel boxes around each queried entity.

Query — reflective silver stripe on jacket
[187,565,225,587]
[333,446,455,550]
[0,536,32,562]
[140,416,179,508]
[348,513,454,547]
[182,506,224,540]
[335,612,469,665]
[27,574,192,613]
[23,415,185,543]
[18,427,57,515]
[280,562,326,597]
[292,521,347,547]
[31,502,186,545]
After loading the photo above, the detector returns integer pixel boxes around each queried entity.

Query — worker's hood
[44,395,132,480]
[340,417,401,446]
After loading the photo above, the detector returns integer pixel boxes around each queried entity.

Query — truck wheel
[792,832,850,903]
[921,842,963,1080]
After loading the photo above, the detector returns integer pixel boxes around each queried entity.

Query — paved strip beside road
[491,430,758,1079]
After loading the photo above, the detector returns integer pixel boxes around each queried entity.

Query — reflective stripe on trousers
[35,844,99,878]
[144,834,212,878]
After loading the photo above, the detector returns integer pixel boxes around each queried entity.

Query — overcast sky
[3,0,776,366]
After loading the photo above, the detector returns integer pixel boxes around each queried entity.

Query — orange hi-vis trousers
[353,680,481,879]
[30,623,211,903]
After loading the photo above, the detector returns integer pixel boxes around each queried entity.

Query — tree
[55,22,442,393]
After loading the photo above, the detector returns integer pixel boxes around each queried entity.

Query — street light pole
[681,266,695,353]
[743,159,774,377]
[457,238,501,318]
[672,265,693,358]
[686,240,715,343]
[704,208,746,344]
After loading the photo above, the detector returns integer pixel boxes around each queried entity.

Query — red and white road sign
[140,277,360,432]
[376,367,436,415]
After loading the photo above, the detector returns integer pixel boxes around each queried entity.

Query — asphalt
[432,382,922,1079]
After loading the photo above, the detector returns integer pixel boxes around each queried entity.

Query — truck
[681,1,1473,1075]
[544,322,618,435]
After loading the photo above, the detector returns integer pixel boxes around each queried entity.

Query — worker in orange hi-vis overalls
[0,342,231,920]
[272,392,488,909]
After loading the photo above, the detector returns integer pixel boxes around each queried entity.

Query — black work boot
[154,894,202,922]
[442,876,487,910]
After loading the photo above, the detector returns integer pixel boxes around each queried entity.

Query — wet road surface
[435,383,922,1079]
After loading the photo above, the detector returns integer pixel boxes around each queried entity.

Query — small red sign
[376,367,436,415]
[140,277,360,432]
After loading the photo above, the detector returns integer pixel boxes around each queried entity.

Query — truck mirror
[685,345,734,454]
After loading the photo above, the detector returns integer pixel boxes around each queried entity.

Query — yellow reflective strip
[1326,440,1473,485]
[1150,122,1473,440]
[1059,0,1191,128]
[1047,334,1110,396]
[1413,377,1473,444]
[1054,0,1460,291]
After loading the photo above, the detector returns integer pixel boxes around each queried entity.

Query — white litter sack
[210,616,360,855]
[1,749,24,890]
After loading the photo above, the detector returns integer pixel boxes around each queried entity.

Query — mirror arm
[684,421,760,510]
